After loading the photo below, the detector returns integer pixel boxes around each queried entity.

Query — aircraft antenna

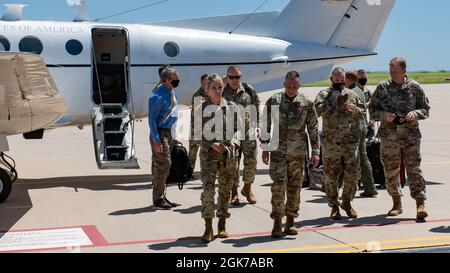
[228,0,270,34]
[94,0,169,22]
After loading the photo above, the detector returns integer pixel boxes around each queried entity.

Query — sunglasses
[228,76,241,80]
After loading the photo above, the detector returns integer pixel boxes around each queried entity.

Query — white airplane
[0,0,395,202]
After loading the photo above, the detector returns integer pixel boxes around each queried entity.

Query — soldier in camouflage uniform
[357,69,376,139]
[198,74,241,243]
[314,67,365,220]
[346,71,378,198]
[370,58,430,221]
[189,74,209,172]
[262,71,320,238]
[357,69,373,105]
[223,66,261,205]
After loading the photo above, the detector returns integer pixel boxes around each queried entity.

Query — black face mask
[358,78,368,86]
[171,79,180,88]
[332,83,344,92]
[349,84,357,89]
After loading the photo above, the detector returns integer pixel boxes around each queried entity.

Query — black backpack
[366,139,386,188]
[166,145,193,190]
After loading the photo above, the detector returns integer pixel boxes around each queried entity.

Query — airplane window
[0,36,10,51]
[66,39,83,56]
[164,42,180,58]
[19,36,43,55]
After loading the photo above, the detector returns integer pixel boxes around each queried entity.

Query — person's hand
[211,143,225,154]
[384,113,396,123]
[262,151,270,165]
[332,90,341,99]
[346,103,358,113]
[154,142,164,154]
[406,111,418,122]
[312,155,320,168]
[172,139,182,145]
[368,121,375,129]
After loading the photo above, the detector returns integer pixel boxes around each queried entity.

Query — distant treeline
[304,71,450,87]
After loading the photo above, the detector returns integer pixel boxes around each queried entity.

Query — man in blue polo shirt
[149,67,181,209]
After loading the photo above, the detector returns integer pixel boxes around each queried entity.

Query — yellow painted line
[252,236,450,253]
[337,241,450,253]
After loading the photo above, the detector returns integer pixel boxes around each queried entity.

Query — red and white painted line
[1,218,450,253]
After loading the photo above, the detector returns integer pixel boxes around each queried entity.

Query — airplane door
[90,27,139,169]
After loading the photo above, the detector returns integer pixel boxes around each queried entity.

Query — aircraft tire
[0,168,12,204]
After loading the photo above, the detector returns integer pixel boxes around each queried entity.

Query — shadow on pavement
[430,226,450,233]
[109,206,157,216]
[1,175,162,235]
[306,195,328,204]
[299,214,417,229]
[173,205,203,215]
[222,235,295,248]
[148,237,208,251]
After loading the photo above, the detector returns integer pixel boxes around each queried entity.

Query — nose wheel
[0,153,18,203]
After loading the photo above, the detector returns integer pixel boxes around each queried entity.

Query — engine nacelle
[0,53,69,136]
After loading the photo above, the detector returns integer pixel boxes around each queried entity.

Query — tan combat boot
[241,184,257,204]
[201,218,214,243]
[388,196,403,217]
[340,201,358,219]
[230,185,240,206]
[331,206,342,220]
[218,219,229,239]
[271,218,283,238]
[284,216,298,236]
[416,199,429,221]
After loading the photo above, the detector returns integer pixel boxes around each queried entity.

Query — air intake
[1,4,27,21]
[67,0,89,22]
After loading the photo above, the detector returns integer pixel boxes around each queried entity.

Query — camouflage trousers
[151,129,173,202]
[189,140,201,170]
[380,138,427,200]
[323,141,361,207]
[269,153,305,219]
[234,140,258,187]
[200,153,236,219]
[358,132,377,195]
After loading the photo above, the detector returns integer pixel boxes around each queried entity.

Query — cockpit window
[19,36,43,54]
[0,36,10,51]
[66,39,83,56]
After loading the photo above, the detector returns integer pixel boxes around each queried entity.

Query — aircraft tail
[150,0,395,51]
[275,0,395,51]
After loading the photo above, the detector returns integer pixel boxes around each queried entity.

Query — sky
[1,0,449,71]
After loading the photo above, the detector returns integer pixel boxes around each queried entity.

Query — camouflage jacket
[315,87,365,145]
[223,83,260,139]
[190,87,208,140]
[262,92,320,157]
[199,97,241,155]
[352,86,370,129]
[364,87,373,105]
[369,79,430,141]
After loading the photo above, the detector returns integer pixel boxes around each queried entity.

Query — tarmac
[1,84,449,253]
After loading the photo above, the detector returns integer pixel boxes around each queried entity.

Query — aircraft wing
[0,52,69,136]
